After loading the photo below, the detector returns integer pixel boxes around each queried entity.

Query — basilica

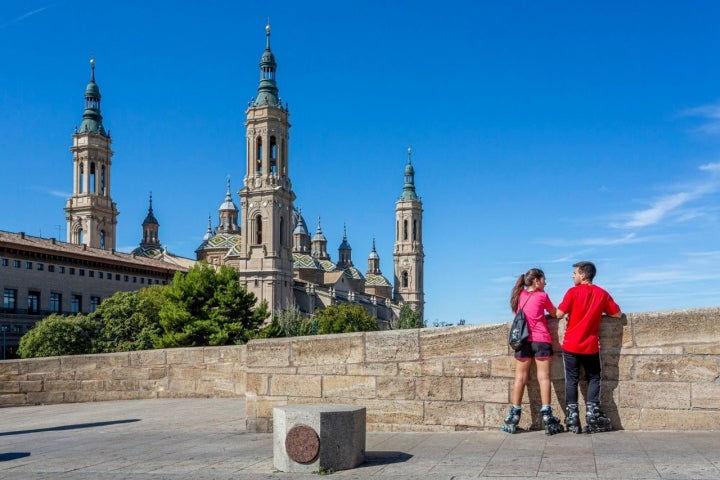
[0,25,425,356]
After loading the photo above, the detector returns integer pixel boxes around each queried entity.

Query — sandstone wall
[1,308,718,432]
[0,346,246,406]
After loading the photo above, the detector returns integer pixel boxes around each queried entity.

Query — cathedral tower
[140,193,160,248]
[237,24,296,312]
[393,147,425,319]
[65,59,118,250]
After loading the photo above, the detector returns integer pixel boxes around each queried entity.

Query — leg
[535,358,552,406]
[582,353,612,433]
[562,351,582,433]
[502,358,531,433]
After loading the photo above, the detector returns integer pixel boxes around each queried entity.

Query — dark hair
[510,268,545,312]
[573,261,596,281]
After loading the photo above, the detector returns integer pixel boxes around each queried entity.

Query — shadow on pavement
[358,451,412,468]
[0,452,31,462]
[0,418,140,437]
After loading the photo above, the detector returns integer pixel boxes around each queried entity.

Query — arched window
[255,214,262,244]
[412,219,417,241]
[279,216,284,246]
[79,164,85,193]
[403,220,408,241]
[402,271,409,288]
[99,230,106,250]
[100,165,106,195]
[78,229,84,245]
[90,163,96,194]
[270,136,278,174]
[256,137,263,174]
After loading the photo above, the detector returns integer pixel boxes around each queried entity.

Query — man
[556,261,621,433]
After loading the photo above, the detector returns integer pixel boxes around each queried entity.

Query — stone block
[640,408,720,430]
[322,375,375,399]
[18,357,60,374]
[420,324,507,359]
[692,383,720,409]
[619,381,691,409]
[0,393,26,406]
[443,358,491,377]
[364,329,419,362]
[291,334,365,366]
[376,376,415,400]
[346,362,398,376]
[297,364,347,375]
[362,399,424,425]
[489,355,516,378]
[462,378,509,403]
[247,338,292,368]
[18,381,43,393]
[59,355,97,372]
[634,356,718,382]
[632,308,720,347]
[398,359,443,377]
[424,401,483,428]
[270,374,321,397]
[129,350,166,366]
[166,348,204,365]
[95,352,130,369]
[0,381,19,393]
[26,391,64,404]
[416,377,462,401]
[273,404,365,473]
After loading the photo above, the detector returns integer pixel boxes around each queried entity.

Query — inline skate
[584,403,613,433]
[541,406,564,435]
[565,403,582,434]
[501,406,522,433]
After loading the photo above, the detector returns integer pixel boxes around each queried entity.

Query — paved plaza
[1,398,719,479]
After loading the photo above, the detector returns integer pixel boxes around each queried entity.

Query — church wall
[2,307,719,433]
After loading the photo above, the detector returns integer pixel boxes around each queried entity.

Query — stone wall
[0,346,246,406]
[1,307,719,432]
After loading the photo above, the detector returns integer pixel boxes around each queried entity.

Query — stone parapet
[1,307,718,433]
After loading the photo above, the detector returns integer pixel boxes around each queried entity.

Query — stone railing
[1,307,719,432]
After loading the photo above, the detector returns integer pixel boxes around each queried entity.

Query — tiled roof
[365,273,392,286]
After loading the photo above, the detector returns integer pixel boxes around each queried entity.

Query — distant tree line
[18,263,426,359]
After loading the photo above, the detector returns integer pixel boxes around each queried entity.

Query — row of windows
[0,258,161,285]
[3,288,101,315]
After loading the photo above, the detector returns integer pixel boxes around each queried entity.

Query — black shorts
[515,341,553,360]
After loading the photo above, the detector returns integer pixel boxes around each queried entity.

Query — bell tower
[237,24,295,312]
[65,58,118,250]
[393,147,425,319]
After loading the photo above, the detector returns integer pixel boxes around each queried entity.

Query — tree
[257,304,317,338]
[92,287,164,353]
[18,314,98,358]
[314,303,379,334]
[155,263,266,347]
[390,304,424,329]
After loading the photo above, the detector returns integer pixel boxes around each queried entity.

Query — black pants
[562,350,602,405]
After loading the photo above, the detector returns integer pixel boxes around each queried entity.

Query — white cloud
[538,233,643,248]
[699,162,720,172]
[682,102,720,134]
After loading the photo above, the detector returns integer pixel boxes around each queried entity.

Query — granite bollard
[273,404,366,473]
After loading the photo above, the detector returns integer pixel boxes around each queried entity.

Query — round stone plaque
[285,424,320,463]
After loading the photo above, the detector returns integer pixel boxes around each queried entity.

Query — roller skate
[501,406,522,433]
[541,406,564,435]
[565,403,582,434]
[584,403,613,433]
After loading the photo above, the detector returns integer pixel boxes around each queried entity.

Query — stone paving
[1,398,719,479]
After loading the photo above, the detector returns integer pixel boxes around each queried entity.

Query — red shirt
[558,283,620,354]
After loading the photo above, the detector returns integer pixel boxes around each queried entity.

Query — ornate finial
[149,191,153,211]
[90,56,96,82]
[343,223,348,239]
[265,19,271,48]
[407,146,412,164]
[226,175,231,194]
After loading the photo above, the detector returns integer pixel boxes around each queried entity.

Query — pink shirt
[517,289,555,343]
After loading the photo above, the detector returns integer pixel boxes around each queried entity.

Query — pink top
[517,289,555,343]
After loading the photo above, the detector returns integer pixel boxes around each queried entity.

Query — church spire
[140,192,160,247]
[253,21,281,107]
[400,146,417,201]
[77,58,107,136]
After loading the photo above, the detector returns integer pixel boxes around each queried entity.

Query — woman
[501,268,564,434]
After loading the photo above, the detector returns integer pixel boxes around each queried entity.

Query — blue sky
[2,1,720,325]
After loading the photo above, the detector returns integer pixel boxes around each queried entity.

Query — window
[402,271,409,288]
[3,289,17,312]
[98,271,103,279]
[89,270,94,278]
[28,291,40,314]
[58,266,65,273]
[79,269,85,276]
[50,292,62,313]
[48,265,55,272]
[115,274,121,281]
[13,260,20,268]
[255,215,262,244]
[124,275,129,282]
[69,268,75,275]
[412,219,417,241]
[140,278,145,284]
[90,162,96,194]
[90,296,100,312]
[37,263,44,271]
[1,258,7,267]
[71,294,82,314]
[108,273,112,280]
[132,276,137,283]
[25,262,32,269]
[100,230,105,250]
[403,220,408,241]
